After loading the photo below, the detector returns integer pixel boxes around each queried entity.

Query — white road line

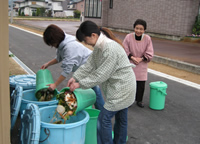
[148,69,200,89]
[9,25,200,89]
[9,24,42,37]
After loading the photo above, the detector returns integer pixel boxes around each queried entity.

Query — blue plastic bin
[39,105,89,144]
[10,85,23,130]
[20,89,58,114]
[9,75,36,95]
[20,104,89,144]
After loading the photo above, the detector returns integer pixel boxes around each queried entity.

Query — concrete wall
[86,0,200,38]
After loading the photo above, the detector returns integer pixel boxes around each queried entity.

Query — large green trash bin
[60,87,96,114]
[35,69,58,98]
[149,81,168,110]
[84,108,100,144]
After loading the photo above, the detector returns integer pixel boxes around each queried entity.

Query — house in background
[84,0,200,40]
[11,0,83,17]
[61,0,84,18]
[12,0,66,16]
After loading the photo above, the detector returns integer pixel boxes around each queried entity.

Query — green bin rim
[149,81,168,89]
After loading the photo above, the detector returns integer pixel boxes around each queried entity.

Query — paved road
[14,20,200,66]
[9,26,200,144]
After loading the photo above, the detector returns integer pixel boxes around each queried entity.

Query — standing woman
[67,21,136,144]
[123,19,154,108]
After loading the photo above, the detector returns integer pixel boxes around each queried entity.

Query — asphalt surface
[13,19,200,74]
[9,21,200,144]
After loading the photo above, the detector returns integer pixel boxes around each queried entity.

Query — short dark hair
[133,19,147,30]
[43,24,65,48]
[76,20,100,42]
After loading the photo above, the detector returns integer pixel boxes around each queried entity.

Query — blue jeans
[92,86,105,111]
[97,107,128,144]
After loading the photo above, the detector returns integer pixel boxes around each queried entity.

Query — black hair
[76,20,123,47]
[133,19,147,30]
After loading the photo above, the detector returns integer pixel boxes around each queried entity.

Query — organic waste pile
[36,88,54,101]
[52,90,77,124]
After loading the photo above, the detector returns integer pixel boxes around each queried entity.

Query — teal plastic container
[20,89,58,114]
[60,87,96,114]
[84,108,100,144]
[35,69,58,98]
[11,85,23,130]
[39,105,89,144]
[9,74,36,96]
[149,81,168,110]
[20,104,89,144]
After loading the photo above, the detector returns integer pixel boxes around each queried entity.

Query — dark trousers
[135,81,146,102]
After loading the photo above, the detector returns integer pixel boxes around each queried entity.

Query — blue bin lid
[9,75,36,89]
[149,81,168,89]
[20,103,41,144]
[11,85,23,130]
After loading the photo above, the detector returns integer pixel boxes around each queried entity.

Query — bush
[18,8,21,16]
[74,10,81,18]
[32,11,36,16]
[36,8,40,16]
[192,15,200,35]
[46,10,52,17]
[21,12,25,16]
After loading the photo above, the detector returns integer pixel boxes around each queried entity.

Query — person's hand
[41,62,49,69]
[67,78,80,91]
[131,57,143,65]
[47,83,56,91]
[69,82,80,91]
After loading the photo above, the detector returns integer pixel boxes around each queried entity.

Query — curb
[152,55,200,74]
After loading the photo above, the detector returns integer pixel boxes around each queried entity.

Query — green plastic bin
[149,81,168,110]
[60,87,96,114]
[84,108,100,144]
[35,69,58,98]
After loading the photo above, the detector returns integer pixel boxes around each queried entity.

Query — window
[85,0,102,18]
[109,0,113,9]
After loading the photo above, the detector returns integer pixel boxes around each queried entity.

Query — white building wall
[63,10,74,17]
[24,7,29,15]
[52,2,63,11]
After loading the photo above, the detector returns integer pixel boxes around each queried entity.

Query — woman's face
[83,33,98,47]
[134,24,145,37]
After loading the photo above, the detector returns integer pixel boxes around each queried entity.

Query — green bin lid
[149,81,168,89]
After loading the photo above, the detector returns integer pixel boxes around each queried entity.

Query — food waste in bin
[36,88,54,101]
[51,90,77,124]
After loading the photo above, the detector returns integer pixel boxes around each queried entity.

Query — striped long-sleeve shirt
[73,33,136,111]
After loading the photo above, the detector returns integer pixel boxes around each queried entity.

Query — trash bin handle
[39,128,50,143]
[157,89,167,95]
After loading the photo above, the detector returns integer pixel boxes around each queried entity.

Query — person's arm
[47,75,66,91]
[143,36,154,62]
[41,58,58,69]
[122,34,132,58]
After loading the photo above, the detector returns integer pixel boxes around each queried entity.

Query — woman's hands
[67,78,80,91]
[47,83,57,91]
[131,56,143,65]
[41,62,49,69]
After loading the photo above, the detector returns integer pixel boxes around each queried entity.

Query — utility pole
[10,0,13,23]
